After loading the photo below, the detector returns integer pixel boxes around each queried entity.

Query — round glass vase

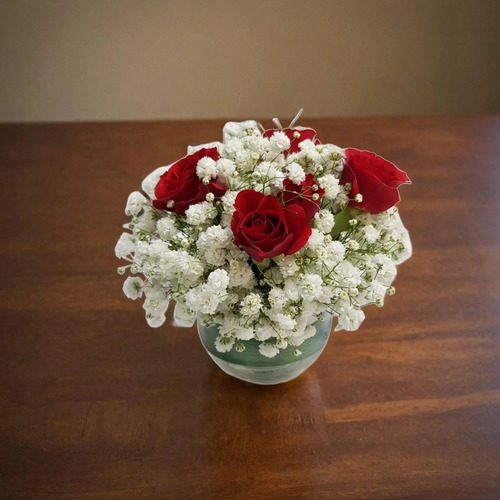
[197,314,333,385]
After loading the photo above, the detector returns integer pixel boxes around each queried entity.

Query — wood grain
[0,116,499,499]
[325,390,500,424]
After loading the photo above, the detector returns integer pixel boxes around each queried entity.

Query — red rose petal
[234,189,265,215]
[282,174,324,220]
[341,148,410,214]
[153,147,222,215]
[231,190,312,261]
[351,168,401,214]
[282,203,312,254]
[347,149,410,188]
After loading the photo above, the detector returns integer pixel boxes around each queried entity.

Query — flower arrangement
[116,111,411,358]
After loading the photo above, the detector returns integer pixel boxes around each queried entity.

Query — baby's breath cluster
[116,118,411,358]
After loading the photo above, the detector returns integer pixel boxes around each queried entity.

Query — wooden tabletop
[1,116,499,499]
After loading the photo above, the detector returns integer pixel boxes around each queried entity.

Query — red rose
[263,127,320,154]
[340,148,410,214]
[153,148,227,215]
[231,190,312,262]
[282,174,325,220]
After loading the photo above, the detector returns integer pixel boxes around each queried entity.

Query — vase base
[206,349,324,385]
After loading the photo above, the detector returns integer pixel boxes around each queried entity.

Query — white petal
[187,141,222,155]
[122,276,144,300]
[146,314,166,328]
[173,301,196,328]
[141,164,171,199]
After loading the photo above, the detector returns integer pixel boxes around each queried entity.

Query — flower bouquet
[116,111,411,383]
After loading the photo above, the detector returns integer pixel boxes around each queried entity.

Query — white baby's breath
[122,276,144,300]
[125,192,148,216]
[156,217,177,240]
[314,209,335,233]
[269,130,291,151]
[115,232,136,259]
[173,300,196,327]
[240,293,262,316]
[318,174,340,200]
[185,201,217,226]
[196,156,217,183]
[117,117,411,358]
[259,343,280,358]
[286,162,306,185]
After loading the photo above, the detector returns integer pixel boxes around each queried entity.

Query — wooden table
[1,116,499,499]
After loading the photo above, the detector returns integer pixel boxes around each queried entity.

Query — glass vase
[197,314,333,385]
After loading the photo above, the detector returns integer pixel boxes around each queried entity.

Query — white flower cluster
[116,120,411,357]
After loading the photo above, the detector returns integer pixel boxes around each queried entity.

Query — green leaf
[253,257,271,271]
[331,206,362,238]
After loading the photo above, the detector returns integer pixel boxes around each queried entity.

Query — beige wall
[1,0,499,122]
